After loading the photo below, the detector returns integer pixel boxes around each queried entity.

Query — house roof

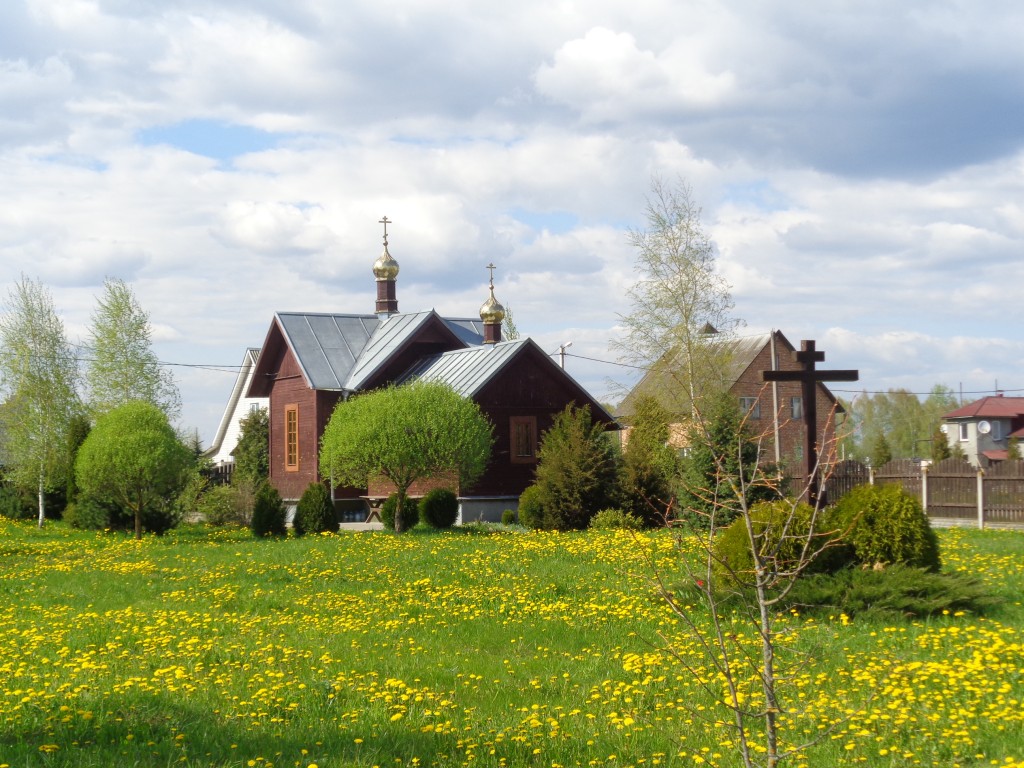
[943,396,1024,421]
[203,348,264,459]
[343,310,484,391]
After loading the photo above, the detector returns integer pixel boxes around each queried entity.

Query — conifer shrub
[831,483,941,571]
[295,482,336,536]
[501,509,517,526]
[141,501,180,536]
[589,508,644,531]
[517,484,545,529]
[251,482,287,538]
[63,496,112,530]
[0,484,33,520]
[419,488,459,529]
[380,492,418,532]
[712,499,847,587]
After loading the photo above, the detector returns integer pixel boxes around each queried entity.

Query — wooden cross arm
[762,370,860,383]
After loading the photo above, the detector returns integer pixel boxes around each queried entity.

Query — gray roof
[399,339,530,396]
[276,312,379,390]
[275,310,486,393]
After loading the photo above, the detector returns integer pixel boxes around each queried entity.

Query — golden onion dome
[372,243,399,280]
[479,286,505,324]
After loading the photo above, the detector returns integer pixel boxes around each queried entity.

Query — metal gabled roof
[276,312,379,390]
[399,339,530,397]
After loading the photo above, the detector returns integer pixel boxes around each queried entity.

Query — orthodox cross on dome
[379,215,392,246]
[762,339,858,507]
[486,262,496,288]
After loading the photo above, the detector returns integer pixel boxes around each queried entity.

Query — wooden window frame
[510,416,538,464]
[285,404,299,472]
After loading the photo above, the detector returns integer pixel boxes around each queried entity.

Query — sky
[2,0,1023,445]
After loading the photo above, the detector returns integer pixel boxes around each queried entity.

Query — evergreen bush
[141,500,180,536]
[501,509,517,526]
[832,483,941,571]
[0,483,33,520]
[63,496,112,530]
[419,488,459,529]
[589,508,644,531]
[251,482,287,538]
[517,485,545,529]
[380,492,418,532]
[295,482,336,536]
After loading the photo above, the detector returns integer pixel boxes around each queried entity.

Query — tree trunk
[37,471,45,528]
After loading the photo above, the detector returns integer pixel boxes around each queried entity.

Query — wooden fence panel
[874,459,921,499]
[927,458,976,521]
[984,460,1024,525]
[824,459,870,503]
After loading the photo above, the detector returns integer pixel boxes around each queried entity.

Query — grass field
[0,519,1022,768]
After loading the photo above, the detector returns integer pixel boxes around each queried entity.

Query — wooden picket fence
[824,458,1024,528]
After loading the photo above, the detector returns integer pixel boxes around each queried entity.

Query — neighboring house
[246,233,615,524]
[942,395,1024,467]
[618,329,844,483]
[203,347,269,470]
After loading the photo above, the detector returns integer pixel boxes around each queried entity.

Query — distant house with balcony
[203,347,268,478]
[942,395,1024,467]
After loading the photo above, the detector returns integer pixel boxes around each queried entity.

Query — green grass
[0,520,1022,768]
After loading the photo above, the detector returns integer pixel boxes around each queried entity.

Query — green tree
[1008,436,1022,461]
[85,277,180,419]
[532,404,619,530]
[842,386,958,461]
[620,395,678,526]
[232,406,269,484]
[931,424,952,462]
[75,400,192,539]
[502,305,520,341]
[869,431,892,467]
[613,176,740,420]
[320,381,493,533]
[0,277,81,526]
[678,391,779,529]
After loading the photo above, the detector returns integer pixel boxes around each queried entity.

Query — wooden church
[246,221,616,524]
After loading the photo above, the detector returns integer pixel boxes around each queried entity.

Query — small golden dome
[479,286,505,324]
[373,243,399,280]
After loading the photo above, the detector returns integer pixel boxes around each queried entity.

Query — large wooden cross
[762,340,858,506]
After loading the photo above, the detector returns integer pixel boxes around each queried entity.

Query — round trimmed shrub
[380,492,418,532]
[832,484,940,571]
[251,482,287,538]
[419,488,459,529]
[712,499,846,587]
[501,509,517,526]
[517,484,545,529]
[295,482,336,536]
[589,508,644,531]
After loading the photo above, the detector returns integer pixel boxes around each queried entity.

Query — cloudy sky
[2,0,1023,443]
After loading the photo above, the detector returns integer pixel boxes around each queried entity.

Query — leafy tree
[620,395,678,526]
[678,391,779,529]
[613,176,741,419]
[842,386,958,461]
[931,424,952,462]
[85,277,180,419]
[531,404,619,530]
[233,406,269,484]
[75,400,193,539]
[64,413,92,506]
[0,277,81,526]
[320,381,493,533]
[502,305,520,341]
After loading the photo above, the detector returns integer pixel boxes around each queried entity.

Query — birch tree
[0,277,81,526]
[85,277,180,419]
[614,176,741,420]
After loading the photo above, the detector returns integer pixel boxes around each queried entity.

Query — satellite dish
[978,420,991,435]
[940,424,948,434]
